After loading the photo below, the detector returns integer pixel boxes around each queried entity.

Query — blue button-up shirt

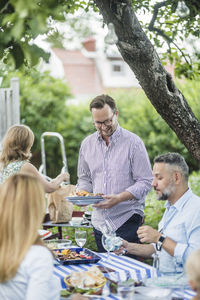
[157,188,200,273]
[77,124,153,231]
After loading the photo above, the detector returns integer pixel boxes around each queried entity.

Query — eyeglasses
[93,112,115,127]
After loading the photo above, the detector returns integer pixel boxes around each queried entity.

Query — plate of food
[53,247,101,265]
[63,266,107,295]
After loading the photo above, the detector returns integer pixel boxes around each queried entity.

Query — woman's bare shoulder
[20,161,38,174]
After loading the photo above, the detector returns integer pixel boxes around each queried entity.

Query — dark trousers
[93,213,143,258]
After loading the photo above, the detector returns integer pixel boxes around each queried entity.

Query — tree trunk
[94,0,200,163]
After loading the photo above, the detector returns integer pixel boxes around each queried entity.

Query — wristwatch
[156,234,166,251]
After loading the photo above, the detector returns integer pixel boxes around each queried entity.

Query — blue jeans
[93,213,143,257]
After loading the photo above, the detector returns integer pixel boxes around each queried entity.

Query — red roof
[53,48,93,65]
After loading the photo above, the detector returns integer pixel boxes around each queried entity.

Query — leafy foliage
[143,190,165,229]
[132,0,200,78]
[189,171,200,197]
[0,0,91,68]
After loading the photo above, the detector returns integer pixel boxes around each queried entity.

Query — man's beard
[157,180,176,201]
[99,125,116,137]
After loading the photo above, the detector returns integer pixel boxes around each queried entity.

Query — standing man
[77,94,153,252]
[116,153,200,273]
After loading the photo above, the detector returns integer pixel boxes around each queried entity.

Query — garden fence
[0,78,20,150]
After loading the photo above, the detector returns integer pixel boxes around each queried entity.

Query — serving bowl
[45,239,72,250]
[71,217,83,226]
[64,275,107,294]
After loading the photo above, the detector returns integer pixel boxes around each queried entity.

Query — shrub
[189,171,200,196]
[144,190,165,229]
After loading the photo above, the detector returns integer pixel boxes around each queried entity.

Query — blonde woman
[185,249,200,300]
[0,124,69,192]
[0,174,60,300]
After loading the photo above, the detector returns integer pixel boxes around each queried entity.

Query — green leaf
[22,43,50,67]
[9,42,24,68]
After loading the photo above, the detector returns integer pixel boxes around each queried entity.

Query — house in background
[50,37,140,100]
[45,37,174,100]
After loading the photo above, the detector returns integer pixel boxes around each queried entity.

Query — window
[111,61,125,76]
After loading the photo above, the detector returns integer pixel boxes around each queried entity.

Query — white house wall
[95,56,140,88]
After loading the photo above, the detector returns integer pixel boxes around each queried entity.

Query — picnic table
[53,251,195,299]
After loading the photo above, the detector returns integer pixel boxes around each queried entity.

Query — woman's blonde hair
[0,124,34,167]
[0,174,46,282]
[185,249,200,293]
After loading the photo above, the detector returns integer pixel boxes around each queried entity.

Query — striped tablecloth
[54,251,195,299]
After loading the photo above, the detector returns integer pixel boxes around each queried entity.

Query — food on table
[69,190,104,197]
[66,266,106,289]
[76,190,91,196]
[54,249,93,261]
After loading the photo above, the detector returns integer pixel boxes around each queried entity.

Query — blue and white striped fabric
[54,252,195,299]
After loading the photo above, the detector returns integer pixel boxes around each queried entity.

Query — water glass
[75,230,86,248]
[117,281,135,300]
[101,234,113,260]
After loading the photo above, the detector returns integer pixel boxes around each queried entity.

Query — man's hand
[115,240,130,255]
[93,194,121,209]
[137,225,161,243]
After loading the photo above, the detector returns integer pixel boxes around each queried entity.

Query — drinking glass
[117,280,135,300]
[75,230,87,248]
[101,233,115,260]
[152,252,160,279]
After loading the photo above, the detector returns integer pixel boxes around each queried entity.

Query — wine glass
[152,252,160,279]
[75,230,87,248]
[101,232,115,261]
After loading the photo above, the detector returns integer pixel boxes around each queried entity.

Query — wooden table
[53,251,195,299]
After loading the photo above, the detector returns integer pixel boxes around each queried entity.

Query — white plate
[135,286,172,299]
[71,217,83,225]
[45,239,72,249]
[145,273,188,288]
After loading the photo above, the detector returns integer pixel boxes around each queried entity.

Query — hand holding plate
[93,194,121,209]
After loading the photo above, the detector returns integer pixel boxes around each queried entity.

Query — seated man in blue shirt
[117,152,200,273]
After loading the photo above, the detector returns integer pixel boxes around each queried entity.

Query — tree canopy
[1,0,200,162]
[1,1,199,75]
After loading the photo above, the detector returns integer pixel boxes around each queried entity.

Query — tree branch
[148,0,192,66]
[0,1,12,14]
